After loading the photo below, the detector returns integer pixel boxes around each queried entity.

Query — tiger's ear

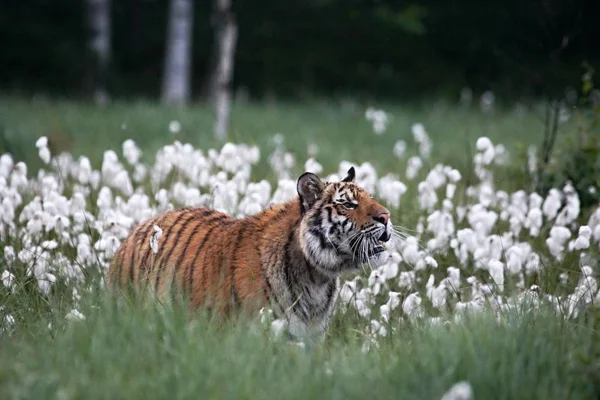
[341,167,356,183]
[297,172,324,210]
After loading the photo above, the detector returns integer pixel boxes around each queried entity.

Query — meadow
[1,96,599,399]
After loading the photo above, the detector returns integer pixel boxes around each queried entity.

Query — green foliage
[1,0,599,99]
[536,64,600,208]
[1,292,599,399]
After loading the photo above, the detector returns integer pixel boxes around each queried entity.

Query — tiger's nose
[373,211,390,225]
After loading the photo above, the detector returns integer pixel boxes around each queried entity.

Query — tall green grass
[1,292,599,400]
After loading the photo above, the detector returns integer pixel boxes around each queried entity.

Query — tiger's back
[108,206,273,312]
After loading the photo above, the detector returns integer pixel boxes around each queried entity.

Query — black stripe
[153,211,196,292]
[309,227,330,249]
[314,280,337,317]
[129,248,135,283]
[325,206,334,224]
[187,215,229,294]
[264,274,285,318]
[273,205,289,221]
[342,219,350,228]
[283,229,295,290]
[256,239,285,317]
[114,240,126,275]
[122,223,152,285]
[311,212,322,227]
[230,221,249,308]
[283,229,304,317]
[124,240,135,286]
[135,220,157,277]
[200,219,235,302]
[135,220,154,245]
[168,209,215,295]
[305,262,316,284]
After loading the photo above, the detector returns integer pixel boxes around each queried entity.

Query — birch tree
[87,0,111,105]
[211,0,238,141]
[162,0,194,105]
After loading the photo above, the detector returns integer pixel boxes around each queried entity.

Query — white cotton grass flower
[446,184,457,200]
[411,123,432,158]
[270,319,288,337]
[3,313,16,329]
[122,139,142,165]
[381,259,399,280]
[150,225,163,254]
[555,183,580,227]
[365,107,389,134]
[3,247,15,263]
[369,319,387,337]
[440,381,473,400]
[307,142,319,157]
[0,154,14,178]
[406,156,423,180]
[1,270,16,290]
[542,189,562,220]
[338,278,359,310]
[446,168,461,183]
[425,165,447,189]
[353,288,373,318]
[259,307,274,325]
[393,140,406,158]
[418,181,438,211]
[377,174,407,209]
[269,148,296,180]
[36,136,51,164]
[480,90,495,113]
[475,136,495,165]
[426,275,447,309]
[169,120,182,134]
[570,225,592,251]
[66,309,86,321]
[494,144,508,165]
[35,136,48,149]
[38,147,51,164]
[486,259,505,291]
[368,270,385,296]
[546,226,571,260]
[304,158,323,175]
[565,267,598,318]
[402,292,424,319]
[379,291,401,322]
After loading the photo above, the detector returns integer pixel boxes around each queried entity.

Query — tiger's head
[297,167,393,276]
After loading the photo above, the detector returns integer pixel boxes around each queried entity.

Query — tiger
[107,167,393,339]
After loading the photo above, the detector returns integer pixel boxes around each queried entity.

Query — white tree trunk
[212,0,238,141]
[162,0,194,106]
[87,0,111,105]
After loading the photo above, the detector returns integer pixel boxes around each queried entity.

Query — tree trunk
[211,0,238,141]
[87,0,111,105]
[162,0,194,106]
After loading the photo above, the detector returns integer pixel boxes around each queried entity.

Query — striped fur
[107,167,393,339]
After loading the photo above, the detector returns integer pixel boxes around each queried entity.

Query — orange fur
[108,202,303,314]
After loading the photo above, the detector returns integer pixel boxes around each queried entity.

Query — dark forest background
[1,0,599,101]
